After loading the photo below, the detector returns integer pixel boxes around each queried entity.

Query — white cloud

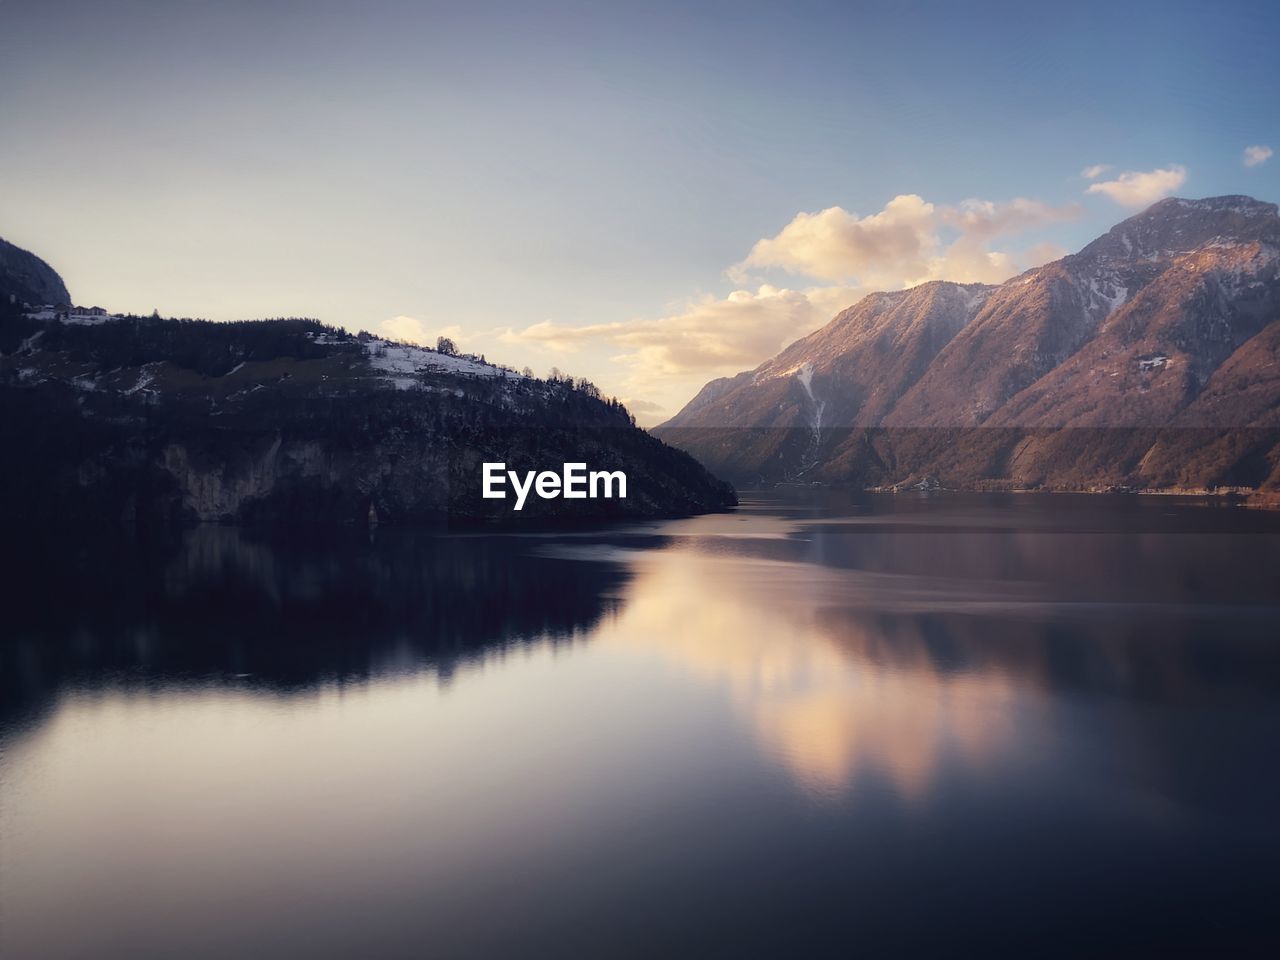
[1085,165,1187,207]
[619,397,665,416]
[1244,145,1273,168]
[732,195,938,284]
[939,198,1078,239]
[503,284,865,425]
[929,199,1078,282]
[730,194,1078,288]
[460,189,1081,421]
[1080,164,1110,180]
[1022,241,1069,267]
[499,192,1078,420]
[507,284,859,379]
[381,315,464,346]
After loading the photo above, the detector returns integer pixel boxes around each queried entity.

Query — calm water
[3,493,1280,958]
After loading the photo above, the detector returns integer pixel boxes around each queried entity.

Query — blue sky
[2,0,1277,419]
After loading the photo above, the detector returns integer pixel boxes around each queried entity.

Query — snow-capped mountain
[656,196,1280,493]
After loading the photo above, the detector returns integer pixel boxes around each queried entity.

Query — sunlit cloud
[1243,145,1273,168]
[1022,241,1069,267]
[1085,165,1187,206]
[506,284,859,379]
[730,194,1079,287]
[619,397,666,416]
[1080,163,1110,179]
[381,315,465,347]
[502,285,862,424]
[731,195,938,284]
[502,193,1078,415]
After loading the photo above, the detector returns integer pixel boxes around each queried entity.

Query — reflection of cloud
[601,547,1024,800]
[1086,165,1187,206]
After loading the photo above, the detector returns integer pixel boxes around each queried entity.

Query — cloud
[499,192,1079,419]
[1022,241,1069,267]
[732,195,938,284]
[1085,165,1187,206]
[929,199,1079,282]
[507,284,859,380]
[1243,145,1273,168]
[619,397,665,416]
[731,194,1078,288]
[381,315,464,346]
[503,284,865,424]
[493,190,1082,421]
[503,318,626,353]
[1080,164,1110,180]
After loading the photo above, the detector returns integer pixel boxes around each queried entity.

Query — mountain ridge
[655,196,1280,494]
[0,263,735,531]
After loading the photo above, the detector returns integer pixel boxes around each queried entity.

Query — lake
[3,493,1280,957]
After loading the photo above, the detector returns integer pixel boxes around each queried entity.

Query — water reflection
[571,505,1280,807]
[0,525,630,733]
[3,495,1280,957]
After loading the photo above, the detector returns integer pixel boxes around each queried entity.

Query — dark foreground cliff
[0,303,735,532]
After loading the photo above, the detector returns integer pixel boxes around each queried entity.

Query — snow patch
[362,338,521,386]
[123,364,159,396]
[1088,275,1129,316]
[306,331,351,346]
[796,361,815,400]
[25,307,123,325]
[963,288,991,316]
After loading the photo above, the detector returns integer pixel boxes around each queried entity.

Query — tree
[436,336,457,356]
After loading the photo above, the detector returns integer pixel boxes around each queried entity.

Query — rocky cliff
[0,236,70,306]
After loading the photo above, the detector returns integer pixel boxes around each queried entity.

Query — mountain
[656,196,1280,495]
[0,252,734,532]
[0,236,70,306]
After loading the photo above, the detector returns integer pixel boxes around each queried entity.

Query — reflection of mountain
[0,527,631,734]
[591,506,1280,806]
[7,497,1279,814]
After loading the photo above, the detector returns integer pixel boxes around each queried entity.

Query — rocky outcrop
[0,236,70,306]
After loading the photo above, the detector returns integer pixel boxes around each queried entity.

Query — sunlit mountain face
[657,198,1280,493]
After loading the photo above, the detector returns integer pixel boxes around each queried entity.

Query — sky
[2,0,1277,423]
